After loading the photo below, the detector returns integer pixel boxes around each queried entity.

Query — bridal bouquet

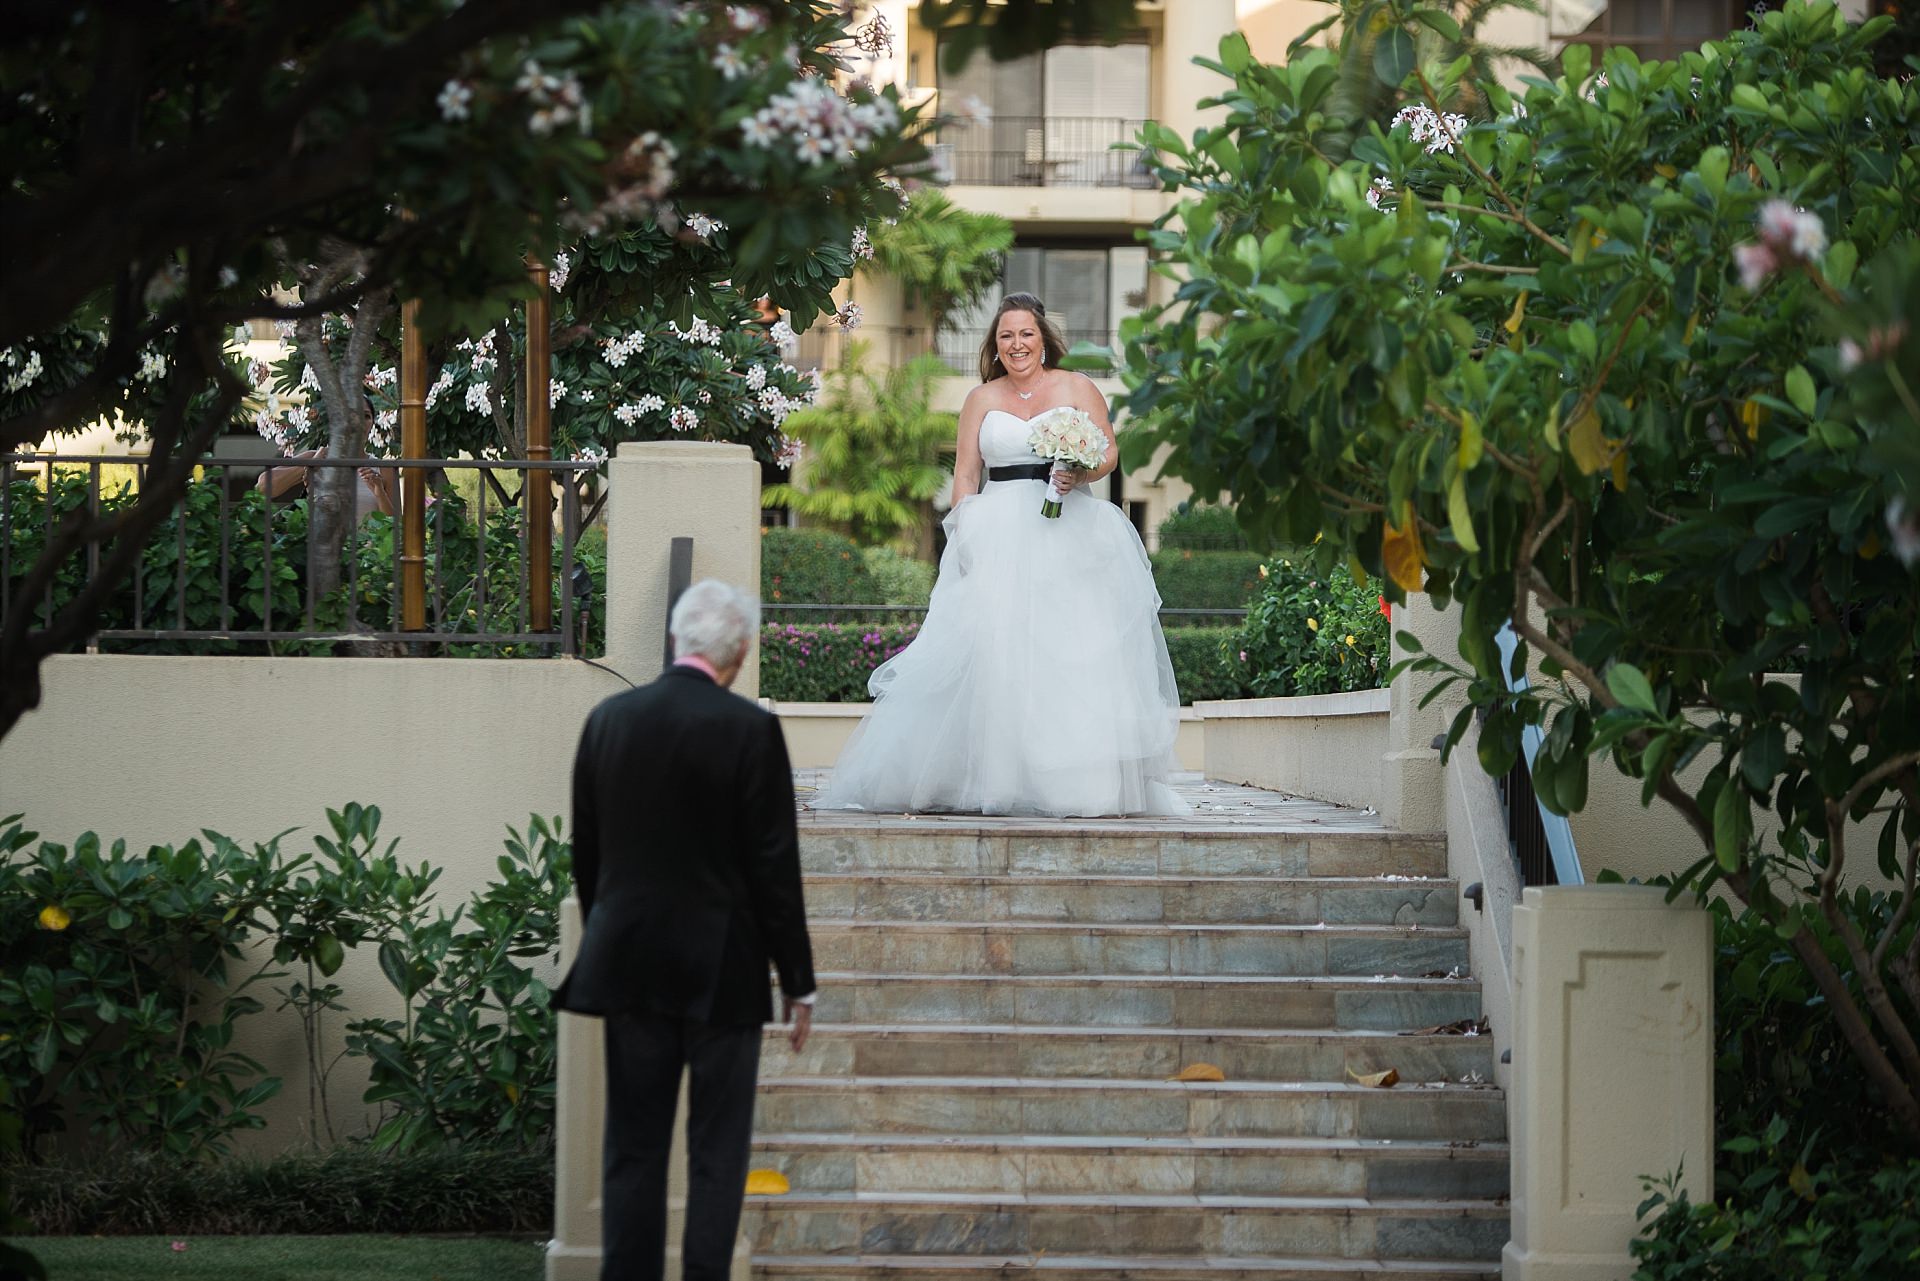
[1024,407,1106,519]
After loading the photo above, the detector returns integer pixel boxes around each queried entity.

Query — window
[934,41,1152,187]
[1550,0,1747,61]
[937,243,1151,371]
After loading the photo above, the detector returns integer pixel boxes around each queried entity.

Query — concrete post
[1504,885,1714,1281]
[602,440,764,698]
[1380,593,1460,832]
[548,901,754,1281]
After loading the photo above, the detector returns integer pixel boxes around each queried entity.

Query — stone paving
[794,770,1394,833]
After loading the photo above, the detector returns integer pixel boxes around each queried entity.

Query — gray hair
[669,579,758,666]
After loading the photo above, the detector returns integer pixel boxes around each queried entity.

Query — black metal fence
[1495,755,1558,886]
[1,453,601,656]
[934,116,1154,188]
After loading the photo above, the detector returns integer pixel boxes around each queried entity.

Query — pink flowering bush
[1117,0,1920,1143]
[759,622,920,703]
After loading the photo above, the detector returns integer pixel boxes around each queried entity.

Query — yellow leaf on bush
[1503,291,1528,336]
[1170,1063,1226,1082]
[1347,1066,1400,1088]
[1860,531,1883,560]
[745,1168,791,1195]
[1739,399,1769,441]
[37,904,70,932]
[1567,408,1613,476]
[1609,449,1629,493]
[1381,511,1425,594]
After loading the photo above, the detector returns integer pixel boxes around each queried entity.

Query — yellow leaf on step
[745,1169,791,1195]
[1347,1066,1401,1088]
[1170,1063,1226,1082]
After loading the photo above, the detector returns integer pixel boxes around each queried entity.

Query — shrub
[1164,628,1254,703]
[860,546,936,607]
[760,527,880,605]
[759,623,918,703]
[1149,549,1266,618]
[0,808,567,1161]
[1234,560,1388,697]
[1631,1145,1920,1279]
[1156,503,1254,552]
[11,1144,552,1236]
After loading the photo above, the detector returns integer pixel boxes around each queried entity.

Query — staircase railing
[1494,621,1584,887]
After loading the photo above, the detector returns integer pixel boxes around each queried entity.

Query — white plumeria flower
[438,80,473,122]
[740,115,781,148]
[613,402,643,425]
[727,4,766,32]
[712,43,749,80]
[1366,176,1394,210]
[550,251,572,291]
[550,378,568,407]
[775,435,803,469]
[669,405,699,433]
[138,349,167,382]
[745,364,767,391]
[835,302,863,331]
[2,348,44,394]
[635,393,665,414]
[686,211,725,240]
[851,226,873,260]
[465,382,492,416]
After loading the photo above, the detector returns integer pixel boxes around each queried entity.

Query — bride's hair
[979,293,1070,384]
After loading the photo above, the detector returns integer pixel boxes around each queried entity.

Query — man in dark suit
[556,578,815,1281]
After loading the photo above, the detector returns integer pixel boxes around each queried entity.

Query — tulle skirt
[812,478,1189,818]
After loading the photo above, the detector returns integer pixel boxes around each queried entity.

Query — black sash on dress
[988,464,1051,482]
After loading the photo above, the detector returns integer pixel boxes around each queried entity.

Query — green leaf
[1606,663,1659,715]
[1413,8,1463,41]
[1713,782,1752,871]
[1784,365,1816,418]
[314,933,345,978]
[1447,472,1480,554]
[1825,241,1858,290]
[1696,146,1729,197]
[1372,28,1416,87]
[1457,409,1483,471]
[1730,83,1769,113]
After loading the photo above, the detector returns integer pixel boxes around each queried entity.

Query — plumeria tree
[0,0,1147,739]
[1111,3,1920,1139]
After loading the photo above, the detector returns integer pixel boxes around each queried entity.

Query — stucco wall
[1194,688,1390,811]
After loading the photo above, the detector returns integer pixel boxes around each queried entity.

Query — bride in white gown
[812,292,1188,818]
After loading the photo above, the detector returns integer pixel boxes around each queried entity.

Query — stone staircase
[745,775,1507,1278]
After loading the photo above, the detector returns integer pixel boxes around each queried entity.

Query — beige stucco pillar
[548,901,754,1281]
[1504,885,1713,1281]
[602,440,764,698]
[1379,593,1459,832]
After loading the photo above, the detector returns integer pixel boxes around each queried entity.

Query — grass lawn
[22,1234,545,1280]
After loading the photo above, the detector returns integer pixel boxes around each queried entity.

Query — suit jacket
[555,665,815,1025]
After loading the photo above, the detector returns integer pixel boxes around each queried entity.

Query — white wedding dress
[812,408,1189,818]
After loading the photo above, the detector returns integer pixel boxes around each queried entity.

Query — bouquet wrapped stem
[1024,407,1106,520]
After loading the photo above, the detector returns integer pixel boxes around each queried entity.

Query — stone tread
[755,1133,1507,1155]
[759,1075,1502,1098]
[750,1191,1509,1213]
[755,1254,1500,1278]
[810,920,1470,938]
[813,973,1479,989]
[761,1022,1486,1041]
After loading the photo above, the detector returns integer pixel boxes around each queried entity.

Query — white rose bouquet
[1024,406,1107,519]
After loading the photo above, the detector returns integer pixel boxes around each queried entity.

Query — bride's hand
[1050,469,1082,496]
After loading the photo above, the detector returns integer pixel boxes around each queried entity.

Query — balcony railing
[931,116,1155,189]
[788,325,1124,377]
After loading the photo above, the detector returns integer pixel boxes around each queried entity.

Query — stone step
[755,1253,1501,1280]
[753,1077,1508,1143]
[807,920,1468,978]
[752,1133,1511,1200]
[748,1259,1497,1275]
[745,1190,1508,1262]
[810,972,1484,1031]
[801,827,1448,879]
[805,874,1461,927]
[761,1023,1498,1085]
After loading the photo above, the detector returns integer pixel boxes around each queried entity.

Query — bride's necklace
[1009,376,1042,401]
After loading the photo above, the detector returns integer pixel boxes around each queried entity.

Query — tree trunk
[294,287,391,622]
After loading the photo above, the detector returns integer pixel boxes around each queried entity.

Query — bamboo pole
[399,298,428,631]
[525,257,553,633]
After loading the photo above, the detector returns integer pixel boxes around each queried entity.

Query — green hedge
[1156,503,1253,552]
[1149,549,1266,616]
[1235,560,1387,697]
[860,546,935,606]
[12,1146,551,1236]
[1165,627,1255,703]
[761,621,1252,706]
[761,528,878,605]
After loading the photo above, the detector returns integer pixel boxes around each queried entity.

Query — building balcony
[929,116,1155,190]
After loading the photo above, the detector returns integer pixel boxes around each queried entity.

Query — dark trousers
[601,1013,763,1281]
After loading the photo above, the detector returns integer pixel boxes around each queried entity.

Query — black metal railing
[1493,621,1584,886]
[764,602,1244,627]
[2,453,601,657]
[932,116,1155,189]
